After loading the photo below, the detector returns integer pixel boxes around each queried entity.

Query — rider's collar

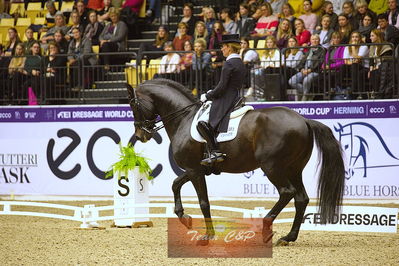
[226,53,241,61]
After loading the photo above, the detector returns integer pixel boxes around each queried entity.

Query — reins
[129,95,201,134]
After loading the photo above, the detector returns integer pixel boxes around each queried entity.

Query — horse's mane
[142,78,197,103]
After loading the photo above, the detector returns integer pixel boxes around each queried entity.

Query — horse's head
[127,84,157,143]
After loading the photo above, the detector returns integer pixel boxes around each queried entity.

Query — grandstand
[0,0,398,105]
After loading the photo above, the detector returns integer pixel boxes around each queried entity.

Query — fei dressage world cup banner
[0,101,398,200]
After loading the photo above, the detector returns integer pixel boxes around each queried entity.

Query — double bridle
[129,89,201,134]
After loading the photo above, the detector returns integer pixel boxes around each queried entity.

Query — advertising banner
[1,101,398,199]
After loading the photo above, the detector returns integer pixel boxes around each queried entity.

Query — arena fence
[1,44,398,105]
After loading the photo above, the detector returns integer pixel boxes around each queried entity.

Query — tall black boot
[196,121,225,165]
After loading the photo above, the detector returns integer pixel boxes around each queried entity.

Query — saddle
[191,99,254,143]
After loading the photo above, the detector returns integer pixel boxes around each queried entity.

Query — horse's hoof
[262,231,274,244]
[275,238,289,246]
[179,214,192,229]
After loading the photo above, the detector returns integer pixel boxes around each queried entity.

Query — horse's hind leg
[277,174,309,246]
[172,172,191,228]
[261,167,296,244]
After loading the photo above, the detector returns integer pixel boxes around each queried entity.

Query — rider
[197,34,246,165]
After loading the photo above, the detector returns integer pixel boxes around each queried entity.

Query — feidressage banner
[1,101,398,200]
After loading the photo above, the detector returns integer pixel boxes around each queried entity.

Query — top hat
[220,34,241,44]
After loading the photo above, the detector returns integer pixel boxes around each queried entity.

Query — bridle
[129,88,201,134]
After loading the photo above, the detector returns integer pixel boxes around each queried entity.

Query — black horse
[127,79,345,246]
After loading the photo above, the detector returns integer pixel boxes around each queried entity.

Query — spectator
[342,1,359,30]
[179,40,194,83]
[281,36,304,96]
[236,3,256,38]
[294,18,311,46]
[340,31,369,99]
[386,0,399,29]
[317,1,338,31]
[87,0,104,11]
[41,14,69,44]
[177,3,198,37]
[354,0,377,30]
[314,15,334,48]
[4,28,21,57]
[84,10,105,45]
[220,8,237,34]
[299,0,318,33]
[275,18,293,49]
[322,31,345,93]
[331,0,345,15]
[154,41,180,80]
[240,36,259,96]
[44,42,67,101]
[250,35,281,97]
[270,0,287,15]
[22,41,42,100]
[99,7,128,69]
[45,0,62,25]
[8,43,26,103]
[288,34,324,100]
[337,14,352,44]
[23,28,36,53]
[207,21,226,70]
[98,0,113,23]
[193,21,209,45]
[75,0,90,28]
[368,29,394,98]
[279,3,296,30]
[377,13,399,47]
[358,13,376,43]
[203,7,217,35]
[146,0,161,24]
[251,2,278,40]
[68,28,97,91]
[173,22,192,51]
[65,11,85,42]
[122,0,144,14]
[192,38,212,94]
[138,25,169,63]
[53,30,69,54]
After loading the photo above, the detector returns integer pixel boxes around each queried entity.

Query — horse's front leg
[190,172,215,246]
[172,172,192,229]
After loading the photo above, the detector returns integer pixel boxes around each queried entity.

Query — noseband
[129,88,200,134]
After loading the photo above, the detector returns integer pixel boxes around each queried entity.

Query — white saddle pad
[190,102,254,143]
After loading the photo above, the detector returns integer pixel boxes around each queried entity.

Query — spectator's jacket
[323,45,345,70]
[192,52,212,71]
[379,24,399,47]
[297,46,325,72]
[44,25,69,37]
[314,28,334,47]
[237,16,255,38]
[24,55,42,75]
[99,21,128,51]
[67,38,97,66]
[84,22,105,45]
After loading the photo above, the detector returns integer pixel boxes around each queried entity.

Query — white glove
[200,93,207,103]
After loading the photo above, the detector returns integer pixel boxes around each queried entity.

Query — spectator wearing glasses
[23,41,43,101]
[251,2,278,40]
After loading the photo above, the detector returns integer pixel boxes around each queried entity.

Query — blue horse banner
[0,101,398,200]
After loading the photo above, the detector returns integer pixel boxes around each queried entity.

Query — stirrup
[200,152,226,165]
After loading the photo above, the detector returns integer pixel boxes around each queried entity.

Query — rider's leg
[196,121,225,164]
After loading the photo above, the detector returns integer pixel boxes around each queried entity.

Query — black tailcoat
[206,56,245,133]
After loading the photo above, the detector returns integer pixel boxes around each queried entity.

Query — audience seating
[16,18,31,36]
[26,2,43,21]
[9,3,25,17]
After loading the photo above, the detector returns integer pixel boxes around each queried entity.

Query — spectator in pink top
[122,0,144,14]
[295,18,311,46]
[251,2,278,39]
[299,0,318,33]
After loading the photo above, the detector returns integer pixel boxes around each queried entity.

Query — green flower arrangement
[105,143,153,181]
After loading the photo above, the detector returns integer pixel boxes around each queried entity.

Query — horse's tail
[306,119,345,224]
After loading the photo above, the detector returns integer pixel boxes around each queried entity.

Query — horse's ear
[126,83,134,99]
